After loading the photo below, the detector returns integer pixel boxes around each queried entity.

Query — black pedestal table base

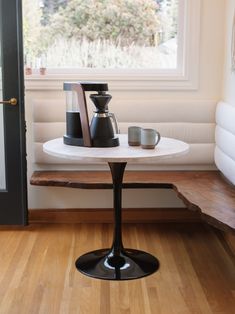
[76,248,159,280]
[75,162,160,280]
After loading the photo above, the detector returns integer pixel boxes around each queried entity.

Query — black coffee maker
[63,81,119,147]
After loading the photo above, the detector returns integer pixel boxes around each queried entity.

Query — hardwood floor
[0,223,234,314]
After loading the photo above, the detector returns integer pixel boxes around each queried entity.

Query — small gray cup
[128,126,141,146]
[141,128,161,149]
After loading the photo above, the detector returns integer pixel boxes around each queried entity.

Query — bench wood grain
[30,171,235,232]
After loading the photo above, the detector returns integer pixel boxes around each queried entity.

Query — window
[23,0,201,90]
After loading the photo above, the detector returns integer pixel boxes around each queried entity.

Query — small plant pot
[40,67,46,75]
[25,67,32,75]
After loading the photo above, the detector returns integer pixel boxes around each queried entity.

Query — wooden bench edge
[30,170,235,232]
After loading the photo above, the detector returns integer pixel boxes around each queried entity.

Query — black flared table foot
[75,248,160,280]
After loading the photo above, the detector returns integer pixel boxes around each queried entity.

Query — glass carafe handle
[109,113,120,134]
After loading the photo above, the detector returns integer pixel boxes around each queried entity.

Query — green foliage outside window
[23,0,178,69]
[47,0,159,46]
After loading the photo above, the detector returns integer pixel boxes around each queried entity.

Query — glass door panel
[0,106,6,190]
[0,38,6,190]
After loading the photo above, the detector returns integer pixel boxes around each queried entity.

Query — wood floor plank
[0,223,234,314]
[182,227,235,313]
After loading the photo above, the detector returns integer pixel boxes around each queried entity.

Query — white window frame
[25,0,201,91]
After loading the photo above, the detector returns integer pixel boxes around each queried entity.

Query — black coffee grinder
[63,82,119,147]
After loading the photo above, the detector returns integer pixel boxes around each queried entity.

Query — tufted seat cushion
[32,99,216,169]
[215,101,235,184]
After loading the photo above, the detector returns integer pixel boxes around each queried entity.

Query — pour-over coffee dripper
[90,91,119,147]
[63,81,119,147]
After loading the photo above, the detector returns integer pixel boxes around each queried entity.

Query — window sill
[24,70,199,91]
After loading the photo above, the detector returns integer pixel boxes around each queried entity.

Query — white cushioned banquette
[215,101,235,184]
[32,99,216,169]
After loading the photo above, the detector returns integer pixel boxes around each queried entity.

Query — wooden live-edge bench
[30,170,235,233]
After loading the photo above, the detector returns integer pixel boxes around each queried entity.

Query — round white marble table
[43,134,189,281]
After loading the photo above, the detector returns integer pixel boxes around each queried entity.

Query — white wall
[213,0,235,184]
[26,0,226,210]
[224,0,235,104]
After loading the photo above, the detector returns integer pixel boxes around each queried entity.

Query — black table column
[75,162,159,280]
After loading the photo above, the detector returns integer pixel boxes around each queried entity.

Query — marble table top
[43,135,189,163]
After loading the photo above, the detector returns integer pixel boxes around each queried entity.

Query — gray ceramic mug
[128,126,141,146]
[141,128,161,149]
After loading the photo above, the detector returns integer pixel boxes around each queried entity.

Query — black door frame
[0,0,28,225]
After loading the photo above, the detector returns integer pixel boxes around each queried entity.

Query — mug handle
[155,131,161,146]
